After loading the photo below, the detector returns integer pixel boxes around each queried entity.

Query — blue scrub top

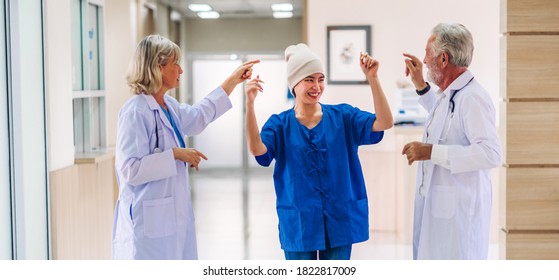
[160,106,185,148]
[256,103,384,251]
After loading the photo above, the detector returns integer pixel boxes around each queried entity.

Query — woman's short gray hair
[430,23,474,67]
[126,34,181,95]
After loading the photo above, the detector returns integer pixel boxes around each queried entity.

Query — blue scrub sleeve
[347,104,384,145]
[254,116,279,167]
[362,116,384,145]
[255,150,274,167]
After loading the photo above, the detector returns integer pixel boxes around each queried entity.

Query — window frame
[71,0,106,153]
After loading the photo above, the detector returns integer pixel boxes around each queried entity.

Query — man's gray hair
[430,23,474,67]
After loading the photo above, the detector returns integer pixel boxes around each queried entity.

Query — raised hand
[360,52,379,78]
[245,75,264,104]
[221,59,261,95]
[403,53,427,90]
[237,59,260,81]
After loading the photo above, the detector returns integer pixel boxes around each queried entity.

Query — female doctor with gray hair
[112,34,259,259]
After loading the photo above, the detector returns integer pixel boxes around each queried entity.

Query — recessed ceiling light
[197,11,220,19]
[273,11,293,18]
[170,10,181,21]
[271,3,293,12]
[188,4,212,12]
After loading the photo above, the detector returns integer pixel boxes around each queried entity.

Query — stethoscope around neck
[448,76,475,115]
[427,76,475,142]
[153,110,162,153]
[419,76,475,195]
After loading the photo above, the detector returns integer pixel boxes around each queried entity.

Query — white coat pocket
[142,197,177,238]
[430,185,457,219]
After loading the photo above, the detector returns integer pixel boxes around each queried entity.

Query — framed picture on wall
[326,25,371,85]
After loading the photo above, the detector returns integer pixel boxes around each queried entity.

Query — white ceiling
[152,0,304,19]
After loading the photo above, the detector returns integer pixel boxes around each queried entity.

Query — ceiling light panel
[197,11,220,19]
[188,4,212,12]
[271,3,293,12]
[273,11,293,18]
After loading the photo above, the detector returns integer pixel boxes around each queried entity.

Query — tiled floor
[190,168,498,260]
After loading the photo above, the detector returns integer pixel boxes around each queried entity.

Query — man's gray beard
[426,71,434,83]
[426,70,441,87]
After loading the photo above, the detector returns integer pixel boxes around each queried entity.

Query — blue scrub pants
[283,227,352,260]
[283,245,352,260]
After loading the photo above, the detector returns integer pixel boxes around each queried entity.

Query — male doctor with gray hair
[401,23,502,259]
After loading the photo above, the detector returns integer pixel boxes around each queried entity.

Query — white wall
[306,0,500,119]
[105,0,136,148]
[44,0,74,171]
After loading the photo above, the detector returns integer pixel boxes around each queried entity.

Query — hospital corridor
[0,0,558,265]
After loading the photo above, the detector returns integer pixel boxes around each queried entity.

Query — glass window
[71,0,83,91]
[8,0,49,259]
[72,0,105,152]
[0,0,13,260]
[88,3,100,90]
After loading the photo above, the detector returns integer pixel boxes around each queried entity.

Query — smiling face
[292,73,325,105]
[159,54,183,92]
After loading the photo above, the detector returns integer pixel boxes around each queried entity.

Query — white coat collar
[140,93,181,146]
[142,92,162,111]
[444,70,474,95]
[428,70,474,143]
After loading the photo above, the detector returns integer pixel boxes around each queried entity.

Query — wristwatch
[416,82,431,96]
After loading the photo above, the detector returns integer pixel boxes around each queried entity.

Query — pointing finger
[403,53,419,62]
[244,59,260,66]
[196,150,208,160]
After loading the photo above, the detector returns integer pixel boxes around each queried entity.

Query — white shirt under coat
[413,70,502,259]
[112,87,232,260]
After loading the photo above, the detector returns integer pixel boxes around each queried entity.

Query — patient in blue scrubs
[245,43,393,260]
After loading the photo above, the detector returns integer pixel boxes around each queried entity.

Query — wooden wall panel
[501,0,559,33]
[499,36,508,99]
[503,102,559,165]
[49,165,80,260]
[49,156,116,260]
[499,167,507,235]
[501,0,559,260]
[499,102,507,162]
[502,36,559,99]
[76,160,115,260]
[503,168,559,230]
[500,231,559,260]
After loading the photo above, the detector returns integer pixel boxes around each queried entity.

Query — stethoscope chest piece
[153,147,162,153]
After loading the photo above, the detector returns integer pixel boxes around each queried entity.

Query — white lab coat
[413,70,502,259]
[112,87,232,260]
